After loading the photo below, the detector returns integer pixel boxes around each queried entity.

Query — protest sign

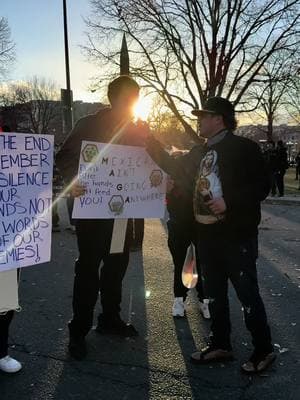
[0,133,53,272]
[73,141,167,219]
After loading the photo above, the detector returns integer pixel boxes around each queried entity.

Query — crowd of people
[0,75,282,376]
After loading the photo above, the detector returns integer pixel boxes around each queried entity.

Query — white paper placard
[0,133,53,272]
[72,141,167,219]
[0,269,19,313]
[110,219,128,254]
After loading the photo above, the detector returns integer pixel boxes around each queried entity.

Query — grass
[285,167,300,195]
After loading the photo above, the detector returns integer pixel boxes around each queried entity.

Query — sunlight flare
[134,96,152,121]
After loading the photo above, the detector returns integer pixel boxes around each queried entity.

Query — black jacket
[166,183,194,224]
[147,131,270,238]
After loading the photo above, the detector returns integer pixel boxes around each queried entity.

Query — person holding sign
[56,76,148,360]
[0,125,22,373]
[146,97,275,374]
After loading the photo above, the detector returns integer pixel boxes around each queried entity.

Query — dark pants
[197,236,273,354]
[67,196,76,226]
[52,201,59,226]
[0,311,14,358]
[131,219,145,247]
[273,170,285,196]
[69,219,132,339]
[270,172,277,196]
[167,220,204,301]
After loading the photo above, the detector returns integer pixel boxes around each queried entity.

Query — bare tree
[84,0,300,138]
[285,75,300,125]
[147,94,195,147]
[0,76,61,134]
[0,17,15,78]
[246,51,297,141]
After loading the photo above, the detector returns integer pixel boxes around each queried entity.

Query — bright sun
[134,97,152,121]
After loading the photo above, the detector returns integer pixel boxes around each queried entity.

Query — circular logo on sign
[82,144,99,163]
[108,195,125,216]
[149,169,163,187]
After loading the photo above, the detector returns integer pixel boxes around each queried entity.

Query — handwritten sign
[0,133,53,272]
[73,141,167,219]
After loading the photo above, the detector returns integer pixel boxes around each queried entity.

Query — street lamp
[61,0,73,136]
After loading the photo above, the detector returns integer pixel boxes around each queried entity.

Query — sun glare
[134,97,152,121]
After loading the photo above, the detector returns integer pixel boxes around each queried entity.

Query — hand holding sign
[72,141,167,219]
[70,182,86,198]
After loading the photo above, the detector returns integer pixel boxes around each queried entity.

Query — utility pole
[61,0,73,136]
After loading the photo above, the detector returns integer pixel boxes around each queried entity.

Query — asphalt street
[0,200,299,400]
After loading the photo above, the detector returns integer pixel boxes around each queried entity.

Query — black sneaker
[95,315,138,337]
[68,336,87,360]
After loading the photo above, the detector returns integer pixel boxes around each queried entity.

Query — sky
[1,0,100,102]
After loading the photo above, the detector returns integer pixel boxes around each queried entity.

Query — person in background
[274,140,289,197]
[56,76,148,360]
[52,163,64,232]
[296,151,300,190]
[0,124,22,373]
[263,141,278,197]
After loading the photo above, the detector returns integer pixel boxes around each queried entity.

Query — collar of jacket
[207,129,229,147]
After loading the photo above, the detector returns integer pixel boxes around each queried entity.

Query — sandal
[191,346,234,364]
[241,351,276,374]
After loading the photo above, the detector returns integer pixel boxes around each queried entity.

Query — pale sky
[1,0,100,102]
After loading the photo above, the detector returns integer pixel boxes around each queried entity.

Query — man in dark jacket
[146,97,275,374]
[56,76,148,360]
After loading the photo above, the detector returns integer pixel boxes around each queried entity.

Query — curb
[264,197,300,206]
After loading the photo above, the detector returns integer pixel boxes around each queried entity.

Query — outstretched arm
[146,136,204,184]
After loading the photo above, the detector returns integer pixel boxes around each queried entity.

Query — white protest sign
[73,141,167,219]
[0,133,53,272]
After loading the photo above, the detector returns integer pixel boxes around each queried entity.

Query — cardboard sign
[0,133,53,272]
[73,141,167,219]
[110,219,128,254]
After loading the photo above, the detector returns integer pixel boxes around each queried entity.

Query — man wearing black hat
[56,76,148,360]
[146,97,275,374]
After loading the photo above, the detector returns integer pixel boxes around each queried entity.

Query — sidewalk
[264,193,300,206]
[2,202,300,400]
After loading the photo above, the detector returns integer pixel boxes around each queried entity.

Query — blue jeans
[197,235,273,354]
